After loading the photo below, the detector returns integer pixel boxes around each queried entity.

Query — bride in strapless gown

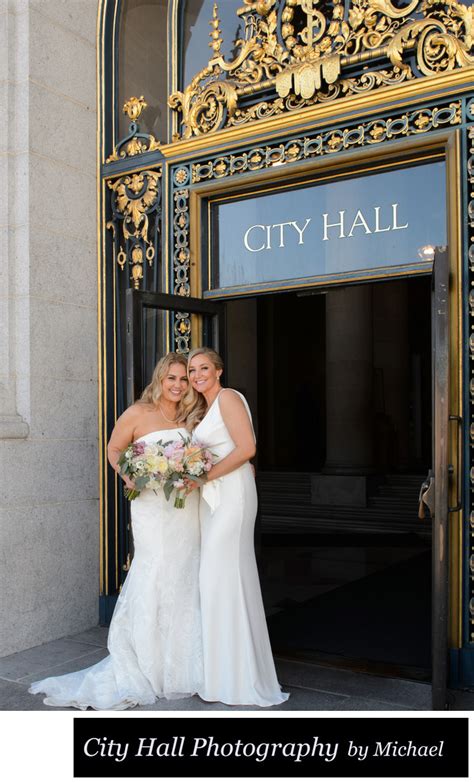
[29,355,202,710]
[188,348,288,707]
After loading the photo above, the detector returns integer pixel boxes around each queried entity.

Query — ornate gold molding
[191,101,460,182]
[107,168,162,289]
[106,96,162,163]
[169,0,474,139]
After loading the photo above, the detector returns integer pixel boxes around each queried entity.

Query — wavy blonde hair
[139,352,189,422]
[181,347,224,431]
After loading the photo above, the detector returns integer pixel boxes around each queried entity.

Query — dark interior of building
[225,275,432,679]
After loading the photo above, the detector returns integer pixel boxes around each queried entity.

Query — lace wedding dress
[195,390,288,707]
[29,427,203,710]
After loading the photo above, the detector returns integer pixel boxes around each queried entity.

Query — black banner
[73,716,469,778]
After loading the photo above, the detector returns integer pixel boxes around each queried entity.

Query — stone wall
[0,0,99,656]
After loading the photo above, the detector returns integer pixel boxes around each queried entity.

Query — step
[260,516,430,537]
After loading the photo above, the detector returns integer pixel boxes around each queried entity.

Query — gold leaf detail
[131,246,143,263]
[126,138,147,157]
[370,124,385,139]
[123,96,147,121]
[166,0,473,137]
[327,134,342,150]
[415,113,430,128]
[175,168,188,185]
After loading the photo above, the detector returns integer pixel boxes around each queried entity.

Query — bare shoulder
[115,402,144,427]
[218,389,247,413]
[108,402,145,448]
[219,389,245,408]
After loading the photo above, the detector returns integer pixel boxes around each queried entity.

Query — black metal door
[125,289,226,405]
[119,289,225,579]
[425,247,451,710]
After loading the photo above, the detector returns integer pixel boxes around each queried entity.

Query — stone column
[312,285,375,507]
[0,1,29,439]
[324,285,374,474]
[0,0,99,656]
[373,280,410,469]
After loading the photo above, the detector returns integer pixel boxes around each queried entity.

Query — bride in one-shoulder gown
[188,348,288,707]
[29,356,203,710]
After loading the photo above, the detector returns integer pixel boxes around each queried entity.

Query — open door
[420,247,456,710]
[125,290,225,406]
[119,289,225,576]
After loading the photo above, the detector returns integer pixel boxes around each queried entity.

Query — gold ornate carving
[123,95,147,121]
[191,100,461,182]
[172,188,191,296]
[106,96,162,163]
[107,169,162,289]
[169,0,474,139]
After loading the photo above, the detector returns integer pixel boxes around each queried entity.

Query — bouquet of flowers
[117,433,215,508]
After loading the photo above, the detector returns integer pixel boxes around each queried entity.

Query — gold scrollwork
[169,0,474,139]
[106,96,162,163]
[107,169,162,289]
[192,100,461,182]
[123,96,147,121]
[173,187,191,297]
[174,312,192,354]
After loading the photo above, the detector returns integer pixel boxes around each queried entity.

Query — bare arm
[107,406,139,489]
[206,390,256,481]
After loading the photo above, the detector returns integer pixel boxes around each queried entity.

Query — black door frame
[430,247,456,710]
[125,256,453,708]
[125,289,226,406]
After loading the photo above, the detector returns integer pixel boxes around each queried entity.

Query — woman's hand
[122,475,135,490]
[185,479,200,494]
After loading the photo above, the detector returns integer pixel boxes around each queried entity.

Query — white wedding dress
[29,427,203,710]
[195,389,288,707]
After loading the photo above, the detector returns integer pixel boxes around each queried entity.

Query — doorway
[224,275,433,680]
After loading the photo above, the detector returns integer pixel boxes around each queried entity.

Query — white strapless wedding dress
[29,427,203,710]
[195,389,288,707]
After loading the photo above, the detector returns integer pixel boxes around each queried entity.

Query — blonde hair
[182,347,224,431]
[139,352,188,422]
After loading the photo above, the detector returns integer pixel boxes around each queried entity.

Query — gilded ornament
[414,113,431,128]
[286,143,300,158]
[168,0,474,138]
[174,168,189,185]
[369,124,385,139]
[146,245,155,265]
[131,246,143,264]
[131,263,143,288]
[327,134,343,150]
[214,160,227,176]
[209,3,223,55]
[107,168,162,289]
[106,95,161,163]
[117,248,126,270]
[123,96,147,121]
[126,138,147,156]
[190,101,460,184]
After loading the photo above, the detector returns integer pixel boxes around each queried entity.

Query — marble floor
[1,626,473,712]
